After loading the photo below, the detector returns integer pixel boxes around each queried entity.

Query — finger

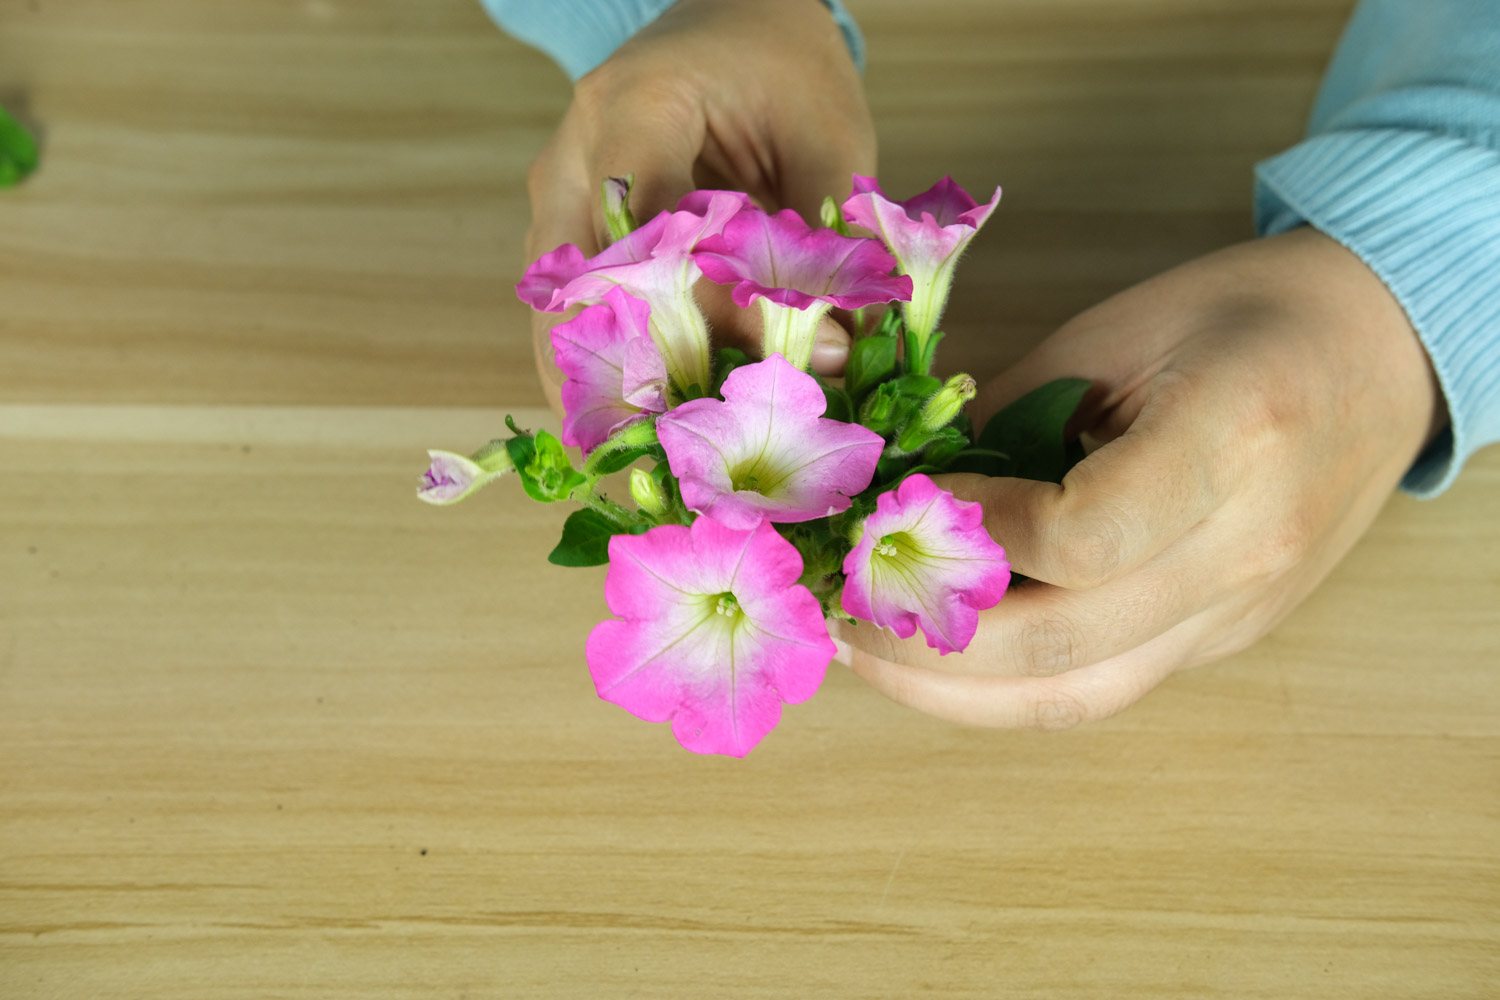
[525,136,600,419]
[837,615,1201,729]
[836,505,1237,678]
[809,315,852,375]
[586,96,706,242]
[774,128,875,376]
[934,374,1244,590]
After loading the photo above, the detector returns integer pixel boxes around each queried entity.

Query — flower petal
[694,207,912,312]
[657,355,884,529]
[550,288,664,453]
[841,474,1011,654]
[586,518,834,757]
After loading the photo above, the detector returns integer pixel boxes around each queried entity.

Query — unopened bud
[858,382,901,434]
[819,195,851,236]
[919,373,977,432]
[629,467,668,517]
[417,447,511,505]
[602,174,638,243]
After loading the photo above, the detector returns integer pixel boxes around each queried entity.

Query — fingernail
[831,637,853,668]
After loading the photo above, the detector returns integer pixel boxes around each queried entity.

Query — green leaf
[0,107,39,188]
[845,336,897,401]
[818,378,852,422]
[923,425,971,466]
[713,348,751,393]
[962,378,1091,482]
[548,509,621,567]
[888,373,942,402]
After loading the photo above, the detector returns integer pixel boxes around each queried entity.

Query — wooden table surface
[2,1,1497,997]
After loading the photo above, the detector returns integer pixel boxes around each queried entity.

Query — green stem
[573,488,637,530]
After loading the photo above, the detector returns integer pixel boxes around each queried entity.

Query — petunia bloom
[841,175,1001,370]
[550,286,668,454]
[841,473,1010,654]
[693,207,912,371]
[656,354,884,529]
[587,517,836,757]
[517,189,752,394]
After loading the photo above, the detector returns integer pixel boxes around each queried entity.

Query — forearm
[479,0,865,81]
[1253,0,1500,497]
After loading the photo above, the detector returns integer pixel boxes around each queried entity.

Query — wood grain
[2,1,1497,998]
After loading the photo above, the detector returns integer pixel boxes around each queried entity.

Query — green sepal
[845,335,897,402]
[903,328,944,376]
[510,429,586,503]
[955,378,1091,483]
[872,306,903,339]
[547,509,648,567]
[0,107,39,187]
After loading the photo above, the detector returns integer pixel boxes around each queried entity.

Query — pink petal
[550,288,664,453]
[586,518,835,757]
[694,207,912,312]
[657,355,884,529]
[841,474,1011,654]
[842,176,1001,265]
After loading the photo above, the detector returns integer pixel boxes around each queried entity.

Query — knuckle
[1251,518,1311,582]
[1048,508,1129,590]
[1013,614,1087,678]
[1024,687,1092,732]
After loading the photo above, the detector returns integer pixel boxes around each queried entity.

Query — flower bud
[819,195,851,236]
[417,448,510,505]
[918,373,976,432]
[601,174,638,244]
[858,382,901,434]
[629,467,668,517]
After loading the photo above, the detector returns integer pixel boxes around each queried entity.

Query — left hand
[836,227,1446,729]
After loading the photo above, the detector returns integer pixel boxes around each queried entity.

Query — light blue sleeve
[1253,0,1500,497]
[479,0,865,81]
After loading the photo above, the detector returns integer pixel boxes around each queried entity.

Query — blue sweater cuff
[481,0,865,82]
[1255,130,1500,498]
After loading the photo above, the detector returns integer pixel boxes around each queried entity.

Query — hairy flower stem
[574,488,638,530]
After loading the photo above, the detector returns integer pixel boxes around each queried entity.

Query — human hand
[523,0,874,415]
[837,227,1447,728]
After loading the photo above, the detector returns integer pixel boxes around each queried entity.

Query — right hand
[523,0,875,416]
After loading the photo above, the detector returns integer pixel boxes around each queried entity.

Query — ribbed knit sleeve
[1253,0,1500,497]
[480,0,865,81]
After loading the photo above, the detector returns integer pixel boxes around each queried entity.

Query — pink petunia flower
[841,473,1010,655]
[841,175,1001,352]
[587,517,836,757]
[693,208,912,371]
[550,287,668,454]
[517,189,752,394]
[656,354,884,530]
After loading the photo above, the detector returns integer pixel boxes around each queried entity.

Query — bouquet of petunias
[420,174,1088,757]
